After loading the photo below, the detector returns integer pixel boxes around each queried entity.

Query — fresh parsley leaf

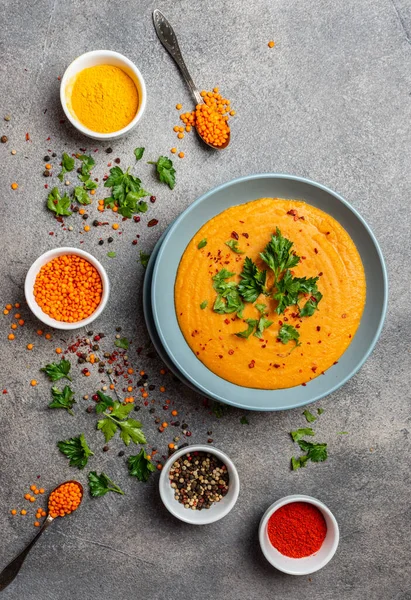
[107,252,116,258]
[317,408,324,415]
[47,187,72,217]
[278,324,300,346]
[291,455,309,470]
[225,239,244,254]
[104,166,149,217]
[115,337,129,350]
[76,154,95,171]
[337,431,349,435]
[97,402,146,446]
[198,238,207,249]
[57,433,93,469]
[88,471,124,496]
[260,228,300,282]
[255,303,268,314]
[49,385,75,415]
[138,251,150,268]
[299,290,323,317]
[298,440,328,462]
[40,358,72,382]
[212,269,244,318]
[73,186,91,205]
[240,416,249,425]
[235,318,258,338]
[83,178,98,190]
[128,449,155,482]
[95,390,115,414]
[238,257,267,303]
[134,147,145,161]
[148,156,176,189]
[254,315,273,339]
[303,409,317,423]
[57,152,75,182]
[290,428,315,442]
[200,300,208,309]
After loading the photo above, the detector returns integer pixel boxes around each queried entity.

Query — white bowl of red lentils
[159,445,240,525]
[259,495,339,575]
[25,247,110,330]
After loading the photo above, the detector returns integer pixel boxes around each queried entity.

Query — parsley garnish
[49,385,75,415]
[73,186,91,205]
[128,449,155,482]
[317,408,324,415]
[138,251,150,268]
[260,227,300,283]
[47,187,72,217]
[40,358,72,382]
[278,324,300,348]
[200,300,208,309]
[57,152,75,182]
[95,390,115,414]
[238,257,267,303]
[88,471,124,496]
[255,303,268,314]
[240,416,249,425]
[225,239,244,254]
[298,440,328,462]
[107,252,116,258]
[97,402,146,446]
[197,238,207,249]
[104,166,149,218]
[57,434,93,469]
[76,154,96,190]
[115,337,129,350]
[300,290,323,317]
[212,269,244,318]
[134,147,145,161]
[148,156,176,189]
[290,427,315,442]
[254,315,273,339]
[291,455,309,470]
[235,318,258,338]
[303,409,317,423]
[212,401,228,418]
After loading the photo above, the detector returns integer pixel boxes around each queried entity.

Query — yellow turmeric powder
[70,65,139,133]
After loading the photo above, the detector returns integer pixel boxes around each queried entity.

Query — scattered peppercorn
[1,135,8,143]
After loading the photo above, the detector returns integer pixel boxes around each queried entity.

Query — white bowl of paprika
[60,50,147,141]
[259,495,339,575]
[25,247,110,330]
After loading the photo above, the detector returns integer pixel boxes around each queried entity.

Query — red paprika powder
[267,501,327,558]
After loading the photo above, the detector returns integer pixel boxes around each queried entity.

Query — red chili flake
[241,232,249,238]
[218,355,223,359]
[302,383,307,386]
[301,256,306,260]
[342,313,347,318]
[44,184,48,189]
[314,248,318,254]
[311,367,317,372]
[59,119,66,124]
[273,364,280,368]
[49,232,54,236]
[25,132,30,141]
[318,272,323,276]
[224,318,230,325]
[46,136,51,141]
[228,349,234,355]
[231,231,239,240]
[296,324,300,328]
[316,326,321,331]
[2,389,7,394]
[148,219,158,227]
[248,360,255,369]
[287,209,297,216]
[333,361,338,365]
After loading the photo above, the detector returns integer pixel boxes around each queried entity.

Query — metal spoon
[0,480,84,591]
[152,9,230,150]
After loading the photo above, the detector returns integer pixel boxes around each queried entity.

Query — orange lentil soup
[34,254,102,322]
[174,198,366,389]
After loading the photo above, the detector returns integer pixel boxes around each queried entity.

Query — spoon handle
[0,515,54,591]
[153,9,203,105]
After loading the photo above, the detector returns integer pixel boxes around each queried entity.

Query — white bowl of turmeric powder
[60,50,147,141]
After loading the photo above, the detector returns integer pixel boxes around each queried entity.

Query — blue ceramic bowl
[151,174,388,411]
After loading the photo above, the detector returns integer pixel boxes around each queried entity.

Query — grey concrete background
[0,0,410,599]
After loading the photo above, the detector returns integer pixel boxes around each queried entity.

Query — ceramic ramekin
[24,247,110,330]
[60,50,147,141]
[159,445,240,525]
[259,494,339,575]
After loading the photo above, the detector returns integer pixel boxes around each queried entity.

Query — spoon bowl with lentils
[159,445,240,525]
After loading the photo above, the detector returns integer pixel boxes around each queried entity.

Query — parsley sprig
[104,166,149,218]
[49,385,76,415]
[148,156,176,189]
[41,358,72,382]
[47,188,72,217]
[57,152,75,182]
[57,433,93,469]
[212,269,244,318]
[88,471,124,496]
[97,401,147,446]
[128,449,156,482]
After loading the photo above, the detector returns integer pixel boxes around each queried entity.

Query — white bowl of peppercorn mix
[159,445,240,524]
[259,495,339,575]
